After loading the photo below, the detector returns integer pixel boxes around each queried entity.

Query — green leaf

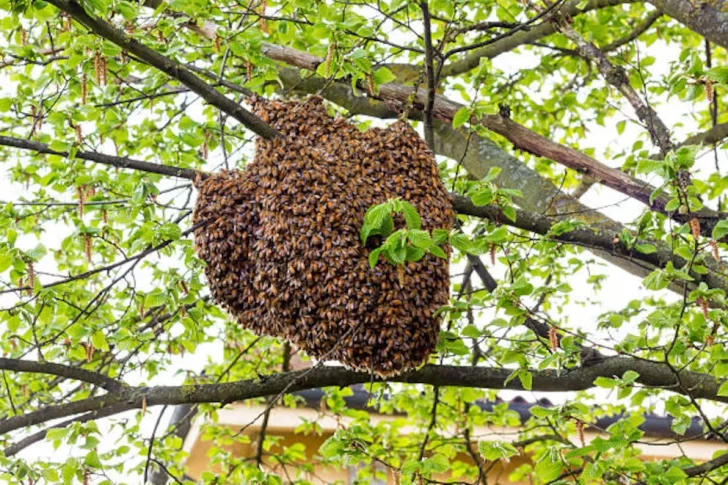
[62,459,78,483]
[116,0,138,20]
[42,469,60,482]
[470,186,494,206]
[399,200,421,230]
[713,220,728,240]
[91,330,109,352]
[450,233,472,254]
[25,244,47,262]
[425,454,449,473]
[502,205,517,223]
[179,115,197,131]
[634,243,656,254]
[664,198,680,212]
[100,42,122,57]
[84,449,102,468]
[429,245,447,259]
[718,381,728,397]
[534,453,563,482]
[452,107,472,129]
[432,229,449,245]
[408,229,432,248]
[487,226,508,243]
[159,222,182,240]
[372,67,396,85]
[405,246,426,262]
[360,223,372,245]
[379,213,394,237]
[518,370,532,390]
[594,377,616,388]
[512,276,533,296]
[664,466,687,480]
[484,166,501,182]
[365,202,392,229]
[46,427,70,444]
[643,269,670,291]
[131,184,147,205]
[389,244,407,264]
[706,66,728,84]
[401,460,420,475]
[479,441,519,461]
[319,434,345,459]
[180,132,201,147]
[368,247,382,268]
[144,290,167,308]
[622,370,639,384]
[636,159,665,176]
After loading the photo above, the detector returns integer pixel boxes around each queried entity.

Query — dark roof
[293,386,710,440]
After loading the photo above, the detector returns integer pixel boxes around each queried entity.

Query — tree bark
[647,0,728,49]
[1,359,725,437]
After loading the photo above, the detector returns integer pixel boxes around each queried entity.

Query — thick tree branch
[646,0,728,49]
[683,450,728,478]
[680,122,728,148]
[0,359,726,438]
[46,0,279,140]
[451,194,728,294]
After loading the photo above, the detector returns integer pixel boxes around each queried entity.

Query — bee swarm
[193,97,453,376]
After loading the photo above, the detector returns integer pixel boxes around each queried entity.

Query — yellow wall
[183,403,728,484]
[185,424,528,484]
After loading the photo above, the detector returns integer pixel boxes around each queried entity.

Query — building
[179,384,725,484]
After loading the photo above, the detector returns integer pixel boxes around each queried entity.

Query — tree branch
[600,9,662,52]
[1,359,726,437]
[3,404,131,457]
[0,358,125,392]
[419,0,436,149]
[679,122,728,149]
[46,0,279,140]
[555,16,673,156]
[645,0,728,49]
[451,194,728,294]
[0,135,199,180]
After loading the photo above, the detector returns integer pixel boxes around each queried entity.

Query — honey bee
[192,96,453,376]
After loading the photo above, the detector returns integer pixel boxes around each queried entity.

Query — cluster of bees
[193,97,453,376]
